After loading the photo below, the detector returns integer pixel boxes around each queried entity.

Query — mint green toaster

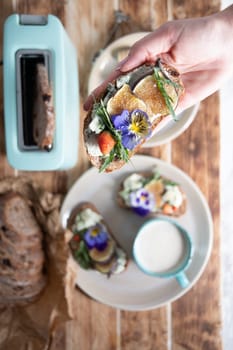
[3,14,79,171]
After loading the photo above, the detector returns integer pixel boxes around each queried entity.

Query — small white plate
[88,32,199,147]
[60,155,213,311]
[88,32,150,94]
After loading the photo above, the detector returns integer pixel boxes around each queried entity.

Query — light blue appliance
[3,14,79,171]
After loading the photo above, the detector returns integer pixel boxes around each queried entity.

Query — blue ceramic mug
[133,218,193,288]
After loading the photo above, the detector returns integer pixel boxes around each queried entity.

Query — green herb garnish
[163,179,178,186]
[95,100,129,172]
[153,67,179,121]
[74,240,92,269]
[141,171,161,187]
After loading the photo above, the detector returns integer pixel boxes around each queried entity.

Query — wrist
[208,6,233,66]
[213,5,233,35]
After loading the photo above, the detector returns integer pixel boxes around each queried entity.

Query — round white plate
[144,103,200,147]
[60,155,213,311]
[88,32,199,147]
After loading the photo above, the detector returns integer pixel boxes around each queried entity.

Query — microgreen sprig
[153,67,179,121]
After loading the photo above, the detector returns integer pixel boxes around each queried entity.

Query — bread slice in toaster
[33,63,55,151]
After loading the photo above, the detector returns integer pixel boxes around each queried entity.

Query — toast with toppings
[117,168,186,217]
[84,59,184,172]
[67,202,128,277]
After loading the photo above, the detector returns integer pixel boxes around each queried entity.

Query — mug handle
[176,272,189,288]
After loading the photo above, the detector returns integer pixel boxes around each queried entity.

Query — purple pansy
[84,224,108,251]
[129,188,155,216]
[111,109,152,150]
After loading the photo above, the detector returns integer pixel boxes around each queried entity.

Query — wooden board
[172,2,222,350]
[0,0,222,349]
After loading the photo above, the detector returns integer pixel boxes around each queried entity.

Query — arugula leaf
[153,68,178,121]
[99,148,115,172]
[74,240,92,269]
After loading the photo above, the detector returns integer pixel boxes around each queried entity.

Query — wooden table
[0,1,222,349]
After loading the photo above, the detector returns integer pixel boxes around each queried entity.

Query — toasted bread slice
[117,170,186,217]
[84,60,184,172]
[133,75,178,116]
[107,84,152,118]
[67,202,128,276]
[33,64,55,151]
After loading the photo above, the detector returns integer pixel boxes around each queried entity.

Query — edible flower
[111,109,152,150]
[129,188,155,216]
[84,224,108,250]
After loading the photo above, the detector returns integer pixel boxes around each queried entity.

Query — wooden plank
[119,0,152,31]
[171,1,222,347]
[172,1,222,347]
[64,285,117,350]
[14,0,66,21]
[172,96,222,350]
[63,2,119,350]
[119,1,170,349]
[65,0,116,97]
[121,308,168,350]
[173,0,220,18]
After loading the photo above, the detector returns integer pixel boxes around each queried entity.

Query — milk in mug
[134,220,186,274]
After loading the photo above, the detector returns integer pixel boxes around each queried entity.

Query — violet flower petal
[111,110,130,130]
[84,225,109,250]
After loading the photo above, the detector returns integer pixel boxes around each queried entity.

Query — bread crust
[84,61,184,172]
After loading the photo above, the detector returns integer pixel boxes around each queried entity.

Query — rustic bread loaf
[0,192,46,305]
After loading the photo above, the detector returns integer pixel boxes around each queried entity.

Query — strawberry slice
[98,131,116,155]
[162,203,174,215]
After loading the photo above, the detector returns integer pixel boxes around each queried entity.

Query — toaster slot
[16,49,51,150]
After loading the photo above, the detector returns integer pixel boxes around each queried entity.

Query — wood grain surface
[171,2,222,350]
[0,0,222,349]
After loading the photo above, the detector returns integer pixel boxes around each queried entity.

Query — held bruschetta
[84,59,184,172]
[117,168,186,217]
[67,202,128,276]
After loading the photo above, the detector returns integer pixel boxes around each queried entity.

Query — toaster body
[3,14,79,170]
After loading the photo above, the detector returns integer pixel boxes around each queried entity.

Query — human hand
[84,5,233,112]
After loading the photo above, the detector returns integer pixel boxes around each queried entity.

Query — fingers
[120,27,172,72]
[84,24,173,111]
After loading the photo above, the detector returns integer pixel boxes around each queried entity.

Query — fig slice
[89,239,116,263]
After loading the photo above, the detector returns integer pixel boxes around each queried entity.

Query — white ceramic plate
[143,103,200,147]
[88,32,199,147]
[60,155,213,311]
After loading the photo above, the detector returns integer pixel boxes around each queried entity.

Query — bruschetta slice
[67,202,128,277]
[84,59,184,172]
[117,168,186,217]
